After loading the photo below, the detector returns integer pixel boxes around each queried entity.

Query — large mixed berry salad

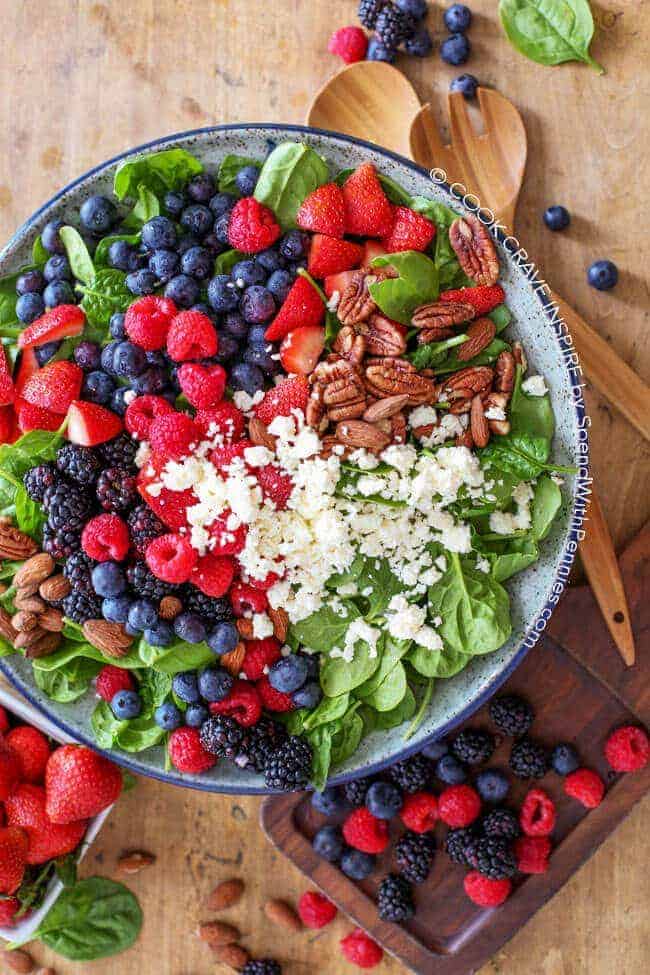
[0,140,574,791]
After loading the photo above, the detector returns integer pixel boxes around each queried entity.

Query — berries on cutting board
[543,205,571,231]
[587,259,619,290]
[328,25,369,64]
[440,33,471,66]
[604,725,649,772]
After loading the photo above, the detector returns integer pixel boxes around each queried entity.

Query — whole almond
[11,611,39,633]
[13,552,54,590]
[235,617,254,640]
[264,898,302,932]
[335,419,390,453]
[82,620,133,658]
[0,524,38,560]
[3,950,35,973]
[24,631,62,659]
[205,878,245,911]
[14,591,47,613]
[38,607,64,633]
[197,921,240,947]
[39,574,71,603]
[248,416,277,451]
[470,394,490,448]
[159,595,183,620]
[117,850,156,874]
[14,626,47,649]
[362,393,409,423]
[220,642,246,678]
[268,606,288,643]
[0,607,18,643]
[211,943,250,971]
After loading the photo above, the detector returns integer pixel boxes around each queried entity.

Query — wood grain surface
[0,2,648,973]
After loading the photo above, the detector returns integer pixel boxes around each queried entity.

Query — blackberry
[96,467,138,512]
[183,588,234,624]
[388,754,432,793]
[344,777,374,807]
[375,4,415,48]
[490,694,534,737]
[62,589,102,623]
[241,962,281,975]
[358,0,387,29]
[238,717,287,773]
[42,523,81,560]
[451,729,495,766]
[395,831,435,884]
[264,735,312,791]
[127,561,180,601]
[63,550,95,593]
[510,737,549,779]
[444,827,479,866]
[377,873,415,923]
[56,444,101,486]
[127,505,165,557]
[23,463,59,502]
[43,482,94,531]
[199,715,246,760]
[473,836,518,880]
[481,807,520,841]
[99,433,137,470]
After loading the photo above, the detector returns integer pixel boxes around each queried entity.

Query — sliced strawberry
[209,439,254,474]
[382,205,436,253]
[0,405,17,444]
[440,284,505,316]
[137,453,197,531]
[323,269,357,300]
[14,348,39,398]
[264,276,325,342]
[361,240,388,266]
[17,305,85,350]
[307,235,363,278]
[0,346,15,406]
[67,401,123,446]
[15,398,62,433]
[22,361,82,414]
[280,326,325,375]
[254,375,310,425]
[297,183,346,238]
[342,163,393,238]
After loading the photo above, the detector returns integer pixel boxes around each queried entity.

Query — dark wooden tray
[261,523,650,975]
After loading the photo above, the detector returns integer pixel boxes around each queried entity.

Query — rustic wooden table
[1,1,648,973]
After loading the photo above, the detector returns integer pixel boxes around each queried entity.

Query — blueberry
[213,212,231,246]
[187,172,216,204]
[35,341,62,366]
[43,280,75,308]
[41,219,65,254]
[180,204,213,238]
[173,612,207,645]
[422,738,449,761]
[177,234,201,256]
[109,312,126,339]
[197,666,233,703]
[82,370,116,405]
[436,753,467,784]
[475,768,510,803]
[148,248,180,283]
[110,387,132,416]
[164,274,200,308]
[367,37,396,62]
[181,246,213,280]
[164,190,186,218]
[110,689,142,719]
[185,703,209,727]
[340,848,376,880]
[588,259,618,291]
[543,205,571,232]
[269,655,309,694]
[396,0,428,17]
[232,259,266,288]
[206,621,239,656]
[450,73,478,99]
[128,598,158,632]
[240,285,275,323]
[108,239,136,271]
[214,332,240,362]
[256,247,283,273]
[223,312,249,340]
[154,701,182,730]
[550,742,580,776]
[172,670,200,704]
[131,366,167,396]
[301,653,320,682]
[312,825,344,862]
[266,269,293,304]
[141,216,177,251]
[43,254,71,283]
[444,3,472,32]
[208,274,240,313]
[209,192,237,218]
[243,346,280,377]
[144,620,175,647]
[113,341,147,378]
[279,231,308,262]
[440,32,470,65]
[102,594,132,623]
[292,681,323,709]
[365,781,403,819]
[229,362,264,395]
[235,165,260,197]
[16,269,45,295]
[16,293,45,324]
[311,786,349,816]
[92,562,126,598]
[80,194,117,235]
[203,232,226,257]
[126,268,157,295]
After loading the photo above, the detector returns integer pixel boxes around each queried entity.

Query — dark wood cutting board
[261,523,650,975]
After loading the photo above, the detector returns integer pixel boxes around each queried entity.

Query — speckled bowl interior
[0,125,587,793]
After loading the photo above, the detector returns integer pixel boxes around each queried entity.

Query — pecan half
[363,393,410,422]
[305,381,328,432]
[82,620,134,658]
[494,351,515,394]
[470,394,490,447]
[512,341,527,373]
[456,428,474,448]
[335,420,391,453]
[446,387,473,414]
[332,325,367,366]
[365,357,437,405]
[365,314,407,357]
[324,372,366,422]
[457,317,496,362]
[319,435,352,459]
[390,411,407,444]
[449,214,499,286]
[0,524,38,560]
[0,607,18,644]
[412,300,475,337]
[337,270,377,326]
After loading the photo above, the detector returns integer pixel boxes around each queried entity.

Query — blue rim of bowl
[0,123,588,794]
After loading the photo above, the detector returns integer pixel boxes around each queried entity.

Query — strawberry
[0,827,28,894]
[361,240,388,266]
[440,284,505,316]
[254,375,310,425]
[17,305,85,350]
[21,360,82,414]
[264,276,325,342]
[67,400,123,446]
[5,784,87,864]
[382,205,436,253]
[0,737,22,800]
[15,398,62,433]
[279,325,325,375]
[177,362,226,409]
[209,439,253,474]
[0,705,8,733]
[342,162,393,238]
[14,347,39,397]
[297,183,346,238]
[44,744,122,824]
[0,896,21,927]
[6,726,50,785]
[137,453,197,531]
[0,345,15,406]
[194,401,245,442]
[0,405,18,443]
[256,464,294,510]
[307,234,363,278]
[323,269,357,300]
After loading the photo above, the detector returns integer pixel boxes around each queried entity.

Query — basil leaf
[77,268,132,329]
[428,552,512,656]
[254,142,329,229]
[369,251,439,325]
[94,232,142,268]
[122,184,161,231]
[114,148,203,200]
[218,154,260,194]
[499,0,604,72]
[58,226,95,286]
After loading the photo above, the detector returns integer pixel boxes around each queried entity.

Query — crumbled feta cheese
[489,481,534,534]
[252,613,274,639]
[522,375,548,397]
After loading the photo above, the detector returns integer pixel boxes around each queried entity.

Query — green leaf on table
[59,226,95,286]
[499,0,604,72]
[218,154,260,194]
[428,552,512,656]
[114,147,203,200]
[369,251,438,325]
[254,142,329,229]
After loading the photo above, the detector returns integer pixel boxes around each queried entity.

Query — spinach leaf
[122,184,161,230]
[354,557,404,620]
[94,232,142,268]
[254,142,329,229]
[404,678,434,740]
[0,428,65,533]
[428,552,512,655]
[307,724,334,790]
[137,637,214,674]
[114,714,166,752]
[374,686,416,729]
[407,642,442,678]
[32,236,50,267]
[290,602,360,655]
[330,710,364,767]
[369,251,439,325]
[218,154,260,194]
[490,537,539,582]
[0,271,21,327]
[499,0,603,72]
[34,657,101,703]
[409,334,467,370]
[410,197,471,290]
[58,226,95,286]
[434,647,473,678]
[214,249,244,275]
[357,636,411,698]
[302,692,350,732]
[359,661,407,711]
[114,148,203,200]
[77,269,132,329]
[531,474,562,540]
[91,700,125,749]
[320,639,380,697]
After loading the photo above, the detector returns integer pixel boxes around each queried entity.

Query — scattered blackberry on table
[264,735,313,791]
[127,561,180,601]
[473,836,518,880]
[451,729,495,766]
[376,3,415,47]
[241,961,281,975]
[127,505,165,557]
[475,768,510,803]
[199,714,247,761]
[43,482,94,531]
[395,831,435,884]
[489,694,534,737]
[42,523,81,560]
[99,433,138,469]
[377,873,415,923]
[62,589,103,623]
[23,463,59,502]
[238,716,288,773]
[55,444,101,486]
[550,742,580,776]
[445,826,479,866]
[358,0,387,29]
[344,777,374,807]
[183,589,233,623]
[480,807,520,841]
[96,467,138,512]
[388,753,432,793]
[510,737,549,780]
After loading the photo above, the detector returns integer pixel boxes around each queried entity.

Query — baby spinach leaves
[33,657,102,703]
[428,552,512,656]
[114,147,203,200]
[218,154,260,194]
[290,603,360,655]
[0,427,65,534]
[77,268,132,330]
[59,227,95,286]
[122,185,161,230]
[369,251,439,325]
[499,0,603,72]
[254,142,329,229]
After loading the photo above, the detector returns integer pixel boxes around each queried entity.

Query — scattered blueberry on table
[543,205,571,231]
[588,259,619,290]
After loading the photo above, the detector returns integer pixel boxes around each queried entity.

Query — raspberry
[399,791,438,833]
[340,928,383,969]
[124,296,177,350]
[514,835,551,874]
[166,310,218,362]
[464,871,512,907]
[95,665,135,703]
[177,362,226,409]
[605,725,649,772]
[298,890,337,929]
[242,638,282,680]
[207,512,247,556]
[81,513,130,562]
[342,807,390,854]
[209,680,262,727]
[195,401,245,442]
[230,581,268,616]
[191,552,236,597]
[168,727,216,774]
[228,197,281,254]
[519,788,556,837]
[0,896,21,927]
[257,675,294,713]
[6,726,50,784]
[125,394,174,440]
[563,768,605,809]
[438,785,481,827]
[149,412,201,461]
[137,453,197,531]
[209,439,253,474]
[146,533,197,583]
[254,376,309,425]
[256,465,294,510]
[328,25,368,64]
[241,566,282,591]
